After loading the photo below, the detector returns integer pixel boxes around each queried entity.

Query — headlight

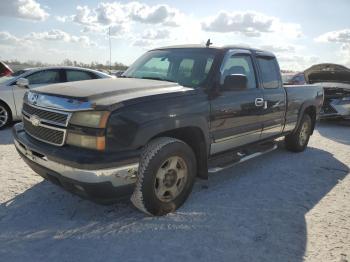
[69,111,110,128]
[66,133,106,151]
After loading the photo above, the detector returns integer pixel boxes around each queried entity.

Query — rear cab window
[256,56,282,89]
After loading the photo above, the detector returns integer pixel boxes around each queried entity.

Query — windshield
[12,69,29,77]
[123,49,217,88]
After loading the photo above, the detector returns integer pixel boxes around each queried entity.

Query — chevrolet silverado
[13,45,324,215]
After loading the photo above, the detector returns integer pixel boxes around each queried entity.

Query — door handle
[255,98,264,107]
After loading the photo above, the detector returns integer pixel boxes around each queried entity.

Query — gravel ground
[0,121,349,262]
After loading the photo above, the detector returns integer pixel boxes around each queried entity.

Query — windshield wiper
[141,76,176,83]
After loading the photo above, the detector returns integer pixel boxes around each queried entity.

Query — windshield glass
[123,49,217,88]
[12,69,29,77]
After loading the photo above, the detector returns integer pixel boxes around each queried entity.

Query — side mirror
[223,74,248,90]
[16,78,29,88]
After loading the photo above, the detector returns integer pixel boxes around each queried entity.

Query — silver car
[0,66,112,128]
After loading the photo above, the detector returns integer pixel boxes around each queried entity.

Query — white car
[0,66,112,129]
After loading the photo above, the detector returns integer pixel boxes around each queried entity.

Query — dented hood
[33,77,194,107]
[304,63,350,84]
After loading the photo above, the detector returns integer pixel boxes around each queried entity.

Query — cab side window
[221,55,257,89]
[257,57,281,89]
[66,70,95,82]
[26,70,60,85]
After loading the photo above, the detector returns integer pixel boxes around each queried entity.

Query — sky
[0,0,350,70]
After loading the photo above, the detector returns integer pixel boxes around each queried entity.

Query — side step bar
[208,143,278,173]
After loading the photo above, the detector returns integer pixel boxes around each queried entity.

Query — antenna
[108,27,112,72]
[206,39,213,47]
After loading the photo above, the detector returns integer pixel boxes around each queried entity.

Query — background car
[282,72,306,85]
[0,66,112,129]
[0,61,13,77]
[304,63,350,120]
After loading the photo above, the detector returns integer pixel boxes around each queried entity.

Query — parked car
[0,66,112,128]
[13,45,323,215]
[304,63,350,120]
[283,72,306,85]
[0,61,13,77]
[114,70,125,77]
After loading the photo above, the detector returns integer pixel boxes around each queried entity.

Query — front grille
[23,117,65,146]
[23,103,69,126]
[322,101,338,114]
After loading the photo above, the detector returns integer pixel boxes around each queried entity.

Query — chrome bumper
[14,139,138,188]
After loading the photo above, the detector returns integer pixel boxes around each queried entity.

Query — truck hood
[304,63,350,85]
[33,78,194,108]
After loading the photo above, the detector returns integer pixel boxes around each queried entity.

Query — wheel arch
[294,103,317,135]
[303,106,316,134]
[150,126,209,179]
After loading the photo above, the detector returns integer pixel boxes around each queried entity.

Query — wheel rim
[0,105,8,128]
[154,156,188,202]
[299,121,310,146]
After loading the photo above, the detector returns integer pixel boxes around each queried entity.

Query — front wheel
[131,137,196,216]
[0,103,11,130]
[285,114,312,152]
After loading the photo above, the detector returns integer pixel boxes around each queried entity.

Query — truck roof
[151,44,275,57]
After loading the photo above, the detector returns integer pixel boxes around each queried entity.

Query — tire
[131,137,197,216]
[285,114,312,152]
[0,102,12,130]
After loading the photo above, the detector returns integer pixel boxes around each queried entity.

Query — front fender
[133,115,210,150]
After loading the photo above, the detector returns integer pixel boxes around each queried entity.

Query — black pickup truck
[13,45,324,215]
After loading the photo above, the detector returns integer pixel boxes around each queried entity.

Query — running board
[208,144,278,173]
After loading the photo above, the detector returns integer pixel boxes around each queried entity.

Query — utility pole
[108,26,112,72]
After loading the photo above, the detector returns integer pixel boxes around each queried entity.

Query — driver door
[13,69,62,115]
[210,50,264,154]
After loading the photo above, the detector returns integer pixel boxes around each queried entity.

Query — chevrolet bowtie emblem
[30,115,41,127]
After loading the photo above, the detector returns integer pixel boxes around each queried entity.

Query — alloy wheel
[154,156,188,202]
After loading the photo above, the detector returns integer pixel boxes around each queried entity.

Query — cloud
[55,15,68,22]
[259,44,296,53]
[128,2,182,26]
[316,29,350,67]
[0,31,33,47]
[133,39,153,47]
[0,31,22,45]
[202,11,301,38]
[73,5,97,25]
[26,29,97,47]
[315,29,350,44]
[142,29,170,40]
[71,1,183,30]
[0,0,49,21]
[95,2,129,25]
[277,54,319,71]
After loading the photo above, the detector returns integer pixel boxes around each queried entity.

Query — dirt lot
[0,121,349,262]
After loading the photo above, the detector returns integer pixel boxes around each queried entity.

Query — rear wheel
[131,137,196,216]
[285,114,312,152]
[0,103,11,129]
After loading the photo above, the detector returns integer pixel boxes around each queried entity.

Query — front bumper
[13,123,139,202]
[320,99,350,119]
